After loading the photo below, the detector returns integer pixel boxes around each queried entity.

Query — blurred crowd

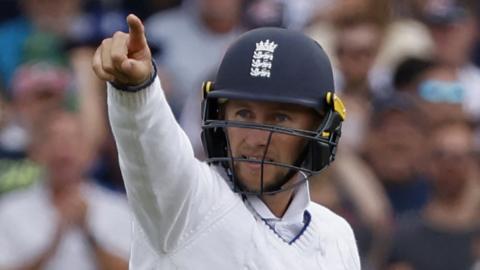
[0,0,479,269]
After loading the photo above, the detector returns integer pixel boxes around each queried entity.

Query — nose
[243,127,273,148]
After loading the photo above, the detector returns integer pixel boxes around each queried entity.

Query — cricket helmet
[201,27,346,194]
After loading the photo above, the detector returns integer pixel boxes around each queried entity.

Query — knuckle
[111,52,124,62]
[103,63,114,73]
[113,31,125,38]
[101,38,111,46]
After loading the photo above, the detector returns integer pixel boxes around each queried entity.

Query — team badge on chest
[250,39,278,78]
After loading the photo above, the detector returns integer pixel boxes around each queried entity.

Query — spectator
[387,117,480,270]
[0,111,131,270]
[422,0,480,120]
[0,0,83,93]
[334,16,391,99]
[394,57,467,128]
[146,0,244,117]
[415,62,467,126]
[0,61,70,195]
[0,1,109,174]
[362,94,430,217]
[393,56,436,94]
[333,16,392,151]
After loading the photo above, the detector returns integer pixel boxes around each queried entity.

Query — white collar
[245,180,310,225]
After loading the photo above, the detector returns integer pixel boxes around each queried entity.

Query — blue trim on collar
[260,210,312,245]
[289,210,311,245]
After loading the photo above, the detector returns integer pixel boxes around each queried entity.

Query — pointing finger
[126,14,147,53]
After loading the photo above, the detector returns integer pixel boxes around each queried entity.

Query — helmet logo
[250,39,278,78]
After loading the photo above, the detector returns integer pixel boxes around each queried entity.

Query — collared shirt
[245,180,310,243]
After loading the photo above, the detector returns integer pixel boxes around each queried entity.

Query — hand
[55,187,89,230]
[92,14,153,86]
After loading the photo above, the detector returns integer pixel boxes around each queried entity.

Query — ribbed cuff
[109,60,157,92]
[107,76,161,109]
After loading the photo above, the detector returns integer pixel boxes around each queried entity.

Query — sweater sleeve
[337,218,361,270]
[107,77,230,253]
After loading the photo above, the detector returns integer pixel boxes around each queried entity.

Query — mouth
[239,155,275,171]
[241,155,274,163]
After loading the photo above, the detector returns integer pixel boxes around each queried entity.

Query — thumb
[126,14,147,53]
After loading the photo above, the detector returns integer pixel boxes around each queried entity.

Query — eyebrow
[229,100,302,111]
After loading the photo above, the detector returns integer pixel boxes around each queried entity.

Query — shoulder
[308,202,354,234]
[0,184,43,213]
[0,184,48,229]
[308,202,361,269]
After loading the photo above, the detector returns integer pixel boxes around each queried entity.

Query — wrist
[110,60,157,92]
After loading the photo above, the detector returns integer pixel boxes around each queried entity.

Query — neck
[49,177,82,197]
[260,189,295,218]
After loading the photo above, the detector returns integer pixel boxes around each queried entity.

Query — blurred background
[0,0,479,269]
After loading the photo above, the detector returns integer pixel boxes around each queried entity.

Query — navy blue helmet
[201,27,346,194]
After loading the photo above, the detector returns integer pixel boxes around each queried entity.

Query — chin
[236,169,289,193]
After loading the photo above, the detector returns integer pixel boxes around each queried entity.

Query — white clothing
[0,182,131,270]
[107,77,360,269]
[459,64,480,120]
[245,179,310,243]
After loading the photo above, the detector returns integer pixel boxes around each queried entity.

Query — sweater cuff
[107,68,162,110]
[109,60,158,92]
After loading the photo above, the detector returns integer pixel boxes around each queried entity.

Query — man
[421,0,480,120]
[93,14,359,269]
[0,111,131,270]
[0,61,70,195]
[387,117,480,270]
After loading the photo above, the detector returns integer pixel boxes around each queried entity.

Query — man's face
[428,123,473,200]
[336,23,380,84]
[33,114,88,187]
[224,99,319,192]
[428,17,478,66]
[364,111,425,184]
[17,88,64,127]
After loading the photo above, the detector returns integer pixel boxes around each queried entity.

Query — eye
[235,109,252,120]
[273,113,290,123]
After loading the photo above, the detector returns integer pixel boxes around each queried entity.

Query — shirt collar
[245,180,310,224]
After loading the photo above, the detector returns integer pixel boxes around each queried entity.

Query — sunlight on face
[224,99,319,192]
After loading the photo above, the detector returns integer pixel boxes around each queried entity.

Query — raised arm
[92,15,232,253]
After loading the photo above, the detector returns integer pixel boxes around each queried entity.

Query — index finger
[126,14,147,52]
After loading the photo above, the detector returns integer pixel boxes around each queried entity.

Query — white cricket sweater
[107,77,360,270]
